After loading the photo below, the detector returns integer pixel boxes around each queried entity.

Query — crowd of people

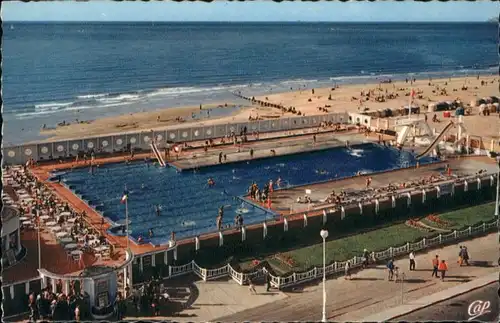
[28,284,89,322]
[4,165,113,271]
[315,167,480,212]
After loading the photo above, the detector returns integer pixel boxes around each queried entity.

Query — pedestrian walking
[248,279,257,294]
[409,251,416,271]
[362,249,370,268]
[387,258,395,281]
[74,305,80,322]
[462,246,470,266]
[438,260,448,281]
[28,292,38,323]
[458,246,464,266]
[431,255,439,278]
[344,261,351,280]
[265,274,271,292]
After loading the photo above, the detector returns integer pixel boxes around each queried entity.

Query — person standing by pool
[276,177,282,188]
[219,152,223,164]
[216,213,222,231]
[250,148,254,159]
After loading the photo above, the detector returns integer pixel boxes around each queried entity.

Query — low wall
[129,174,497,284]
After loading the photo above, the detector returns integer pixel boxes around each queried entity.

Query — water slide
[150,142,166,167]
[416,121,454,159]
[396,125,411,146]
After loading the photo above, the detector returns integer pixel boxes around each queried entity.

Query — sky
[2,1,498,23]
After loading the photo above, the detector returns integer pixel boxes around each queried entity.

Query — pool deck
[168,131,373,170]
[259,156,499,217]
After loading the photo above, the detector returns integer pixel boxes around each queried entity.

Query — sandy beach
[38,75,499,143]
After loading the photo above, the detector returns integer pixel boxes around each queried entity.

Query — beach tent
[429,101,449,112]
[470,99,486,108]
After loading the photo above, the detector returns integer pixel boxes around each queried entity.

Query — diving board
[150,142,166,167]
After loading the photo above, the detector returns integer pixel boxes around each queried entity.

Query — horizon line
[4,20,493,23]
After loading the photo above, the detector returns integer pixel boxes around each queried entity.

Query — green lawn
[251,202,498,273]
[288,224,433,271]
[438,202,496,229]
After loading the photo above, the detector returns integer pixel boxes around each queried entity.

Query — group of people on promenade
[127,278,170,317]
[28,284,88,322]
[341,244,471,283]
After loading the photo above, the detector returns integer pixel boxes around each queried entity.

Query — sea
[2,22,498,145]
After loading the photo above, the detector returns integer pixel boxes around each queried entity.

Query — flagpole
[125,198,130,250]
[37,210,41,269]
[408,88,413,120]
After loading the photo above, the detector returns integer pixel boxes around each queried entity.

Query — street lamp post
[320,229,329,323]
[494,158,499,217]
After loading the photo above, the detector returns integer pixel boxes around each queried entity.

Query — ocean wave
[96,93,141,103]
[16,101,132,119]
[281,79,319,85]
[35,102,74,111]
[77,93,110,99]
[65,101,131,111]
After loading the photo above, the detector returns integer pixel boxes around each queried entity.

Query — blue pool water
[60,143,437,244]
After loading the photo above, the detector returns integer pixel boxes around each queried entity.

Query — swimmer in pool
[208,177,215,187]
[155,205,161,217]
[141,183,145,189]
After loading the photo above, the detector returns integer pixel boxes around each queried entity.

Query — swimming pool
[60,143,437,245]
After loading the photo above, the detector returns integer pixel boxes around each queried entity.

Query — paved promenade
[206,233,498,322]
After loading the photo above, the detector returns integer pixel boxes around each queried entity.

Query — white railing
[192,261,207,280]
[154,219,498,290]
[168,261,193,278]
[228,264,244,285]
[205,265,229,281]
